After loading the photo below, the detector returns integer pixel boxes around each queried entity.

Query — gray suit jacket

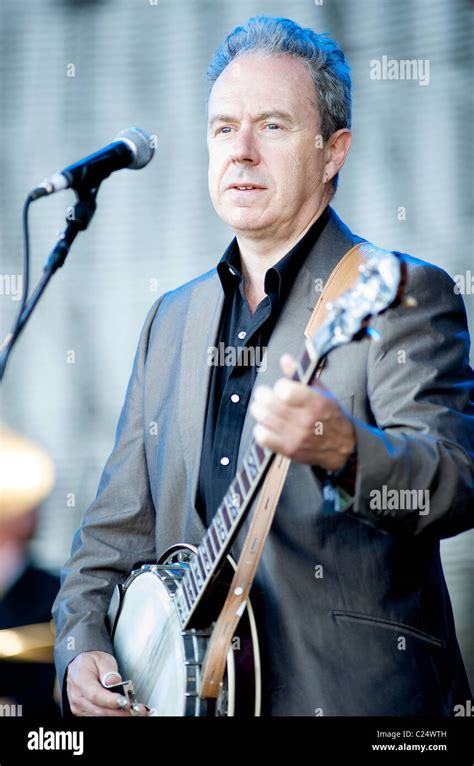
[52,207,474,716]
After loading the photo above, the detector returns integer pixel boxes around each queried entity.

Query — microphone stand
[0,184,99,381]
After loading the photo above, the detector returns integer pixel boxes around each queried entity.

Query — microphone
[29,127,155,200]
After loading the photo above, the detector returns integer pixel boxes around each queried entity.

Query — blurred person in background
[0,426,60,716]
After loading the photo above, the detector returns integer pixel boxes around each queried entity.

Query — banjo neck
[174,326,333,631]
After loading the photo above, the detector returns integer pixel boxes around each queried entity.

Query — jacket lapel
[179,272,224,541]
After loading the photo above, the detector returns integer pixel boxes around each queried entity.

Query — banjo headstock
[309,245,405,359]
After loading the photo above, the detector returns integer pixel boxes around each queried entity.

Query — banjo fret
[223,495,237,522]
[214,510,227,542]
[239,468,250,494]
[175,592,189,622]
[200,544,212,572]
[191,559,202,588]
[187,566,198,594]
[176,449,276,625]
[235,474,246,501]
[195,552,207,579]
[245,456,256,480]
[181,581,193,610]
[219,505,231,532]
[204,533,216,562]
[209,523,221,554]
[253,441,266,463]
[220,502,231,529]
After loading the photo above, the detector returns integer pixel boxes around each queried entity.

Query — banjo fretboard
[173,335,325,629]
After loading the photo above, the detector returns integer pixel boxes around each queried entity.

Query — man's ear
[324,129,352,182]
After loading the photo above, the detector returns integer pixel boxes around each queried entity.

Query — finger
[92,655,130,710]
[253,382,311,413]
[71,687,149,717]
[71,699,128,717]
[88,684,134,711]
[69,666,128,711]
[253,423,288,454]
[252,386,314,430]
[253,383,330,433]
[273,377,321,406]
[280,353,297,378]
[130,702,149,717]
[70,694,131,717]
[94,654,120,683]
[252,385,290,420]
[249,398,290,433]
[100,670,122,688]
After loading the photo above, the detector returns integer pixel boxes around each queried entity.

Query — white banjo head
[112,568,187,715]
[109,547,259,716]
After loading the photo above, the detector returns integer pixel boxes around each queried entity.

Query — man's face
[207,53,328,237]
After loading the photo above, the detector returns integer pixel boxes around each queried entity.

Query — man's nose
[229,128,260,164]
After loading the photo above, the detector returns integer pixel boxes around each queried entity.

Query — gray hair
[206,15,352,192]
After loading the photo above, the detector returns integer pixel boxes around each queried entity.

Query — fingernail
[101,671,121,687]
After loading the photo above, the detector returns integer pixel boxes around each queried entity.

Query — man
[52,15,473,716]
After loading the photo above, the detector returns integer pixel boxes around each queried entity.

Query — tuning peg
[401,296,417,308]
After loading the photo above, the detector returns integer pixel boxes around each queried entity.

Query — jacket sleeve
[346,260,474,537]
[51,294,165,713]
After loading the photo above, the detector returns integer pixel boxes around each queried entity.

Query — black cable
[20,194,31,315]
[0,194,33,379]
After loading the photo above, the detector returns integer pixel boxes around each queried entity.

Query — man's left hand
[250,353,356,472]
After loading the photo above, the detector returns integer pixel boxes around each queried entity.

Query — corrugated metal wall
[1,0,472,687]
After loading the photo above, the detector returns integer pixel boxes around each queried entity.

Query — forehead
[208,53,317,118]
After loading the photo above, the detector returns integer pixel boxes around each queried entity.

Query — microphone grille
[117,127,155,169]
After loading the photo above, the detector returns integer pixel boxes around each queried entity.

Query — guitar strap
[199,241,368,701]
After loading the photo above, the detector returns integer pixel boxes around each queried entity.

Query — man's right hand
[66,651,148,716]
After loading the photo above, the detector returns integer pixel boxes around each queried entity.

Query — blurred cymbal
[0,621,56,663]
[0,425,55,519]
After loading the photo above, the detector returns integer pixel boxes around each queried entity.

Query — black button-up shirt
[196,206,330,528]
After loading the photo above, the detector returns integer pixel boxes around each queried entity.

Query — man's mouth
[227,184,266,192]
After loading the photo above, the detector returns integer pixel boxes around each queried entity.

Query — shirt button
[230,394,240,403]
[238,330,246,340]
[220,456,230,466]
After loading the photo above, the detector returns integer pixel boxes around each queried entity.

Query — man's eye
[265,123,281,130]
[216,126,232,135]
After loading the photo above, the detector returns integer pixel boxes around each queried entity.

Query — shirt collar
[217,205,330,307]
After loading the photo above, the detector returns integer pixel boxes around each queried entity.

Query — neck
[235,199,329,311]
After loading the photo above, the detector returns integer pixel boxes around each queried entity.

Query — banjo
[106,247,404,716]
